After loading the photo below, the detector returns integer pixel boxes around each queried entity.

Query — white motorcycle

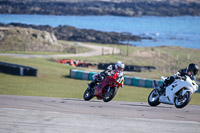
[148,75,199,108]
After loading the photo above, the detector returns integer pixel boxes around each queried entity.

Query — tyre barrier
[0,61,37,76]
[69,69,200,92]
[70,69,97,81]
[98,63,156,72]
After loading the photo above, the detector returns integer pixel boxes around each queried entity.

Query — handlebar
[177,75,198,85]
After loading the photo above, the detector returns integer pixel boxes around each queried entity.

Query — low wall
[70,69,200,93]
[0,61,37,76]
[70,69,161,88]
[70,69,97,81]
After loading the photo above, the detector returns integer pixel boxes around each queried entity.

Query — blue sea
[0,14,200,49]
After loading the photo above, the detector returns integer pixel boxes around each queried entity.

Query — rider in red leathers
[88,61,125,89]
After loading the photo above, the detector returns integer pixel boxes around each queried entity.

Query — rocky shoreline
[0,0,200,16]
[0,23,153,44]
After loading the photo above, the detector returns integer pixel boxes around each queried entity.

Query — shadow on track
[61,98,84,102]
[120,103,173,109]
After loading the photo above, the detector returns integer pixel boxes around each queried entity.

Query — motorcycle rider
[159,63,199,94]
[88,61,125,89]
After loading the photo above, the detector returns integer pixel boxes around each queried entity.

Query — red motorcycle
[83,72,123,102]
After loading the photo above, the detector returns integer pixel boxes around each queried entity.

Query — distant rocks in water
[53,25,151,44]
[0,0,200,16]
[0,23,153,44]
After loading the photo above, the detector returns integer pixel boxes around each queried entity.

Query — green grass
[0,54,199,105]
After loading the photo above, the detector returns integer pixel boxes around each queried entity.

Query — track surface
[0,95,200,133]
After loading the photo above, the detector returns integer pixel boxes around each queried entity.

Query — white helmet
[115,61,125,72]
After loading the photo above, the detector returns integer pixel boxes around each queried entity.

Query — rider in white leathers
[159,63,199,94]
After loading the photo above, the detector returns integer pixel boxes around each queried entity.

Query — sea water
[0,14,200,49]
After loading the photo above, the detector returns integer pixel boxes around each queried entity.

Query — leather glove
[181,76,187,81]
[96,73,105,81]
[175,74,181,79]
[100,72,105,77]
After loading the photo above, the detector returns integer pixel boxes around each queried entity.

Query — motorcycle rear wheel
[103,87,117,102]
[83,87,94,101]
[148,89,160,106]
[174,91,192,108]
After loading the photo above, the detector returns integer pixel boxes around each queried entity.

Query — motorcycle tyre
[174,91,192,108]
[83,88,94,101]
[103,87,117,102]
[148,89,160,106]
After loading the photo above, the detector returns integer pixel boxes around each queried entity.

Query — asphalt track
[0,95,200,133]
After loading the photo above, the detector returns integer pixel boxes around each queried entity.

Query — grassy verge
[0,40,91,55]
[0,54,199,105]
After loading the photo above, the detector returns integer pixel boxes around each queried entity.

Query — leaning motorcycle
[148,75,199,108]
[83,72,123,102]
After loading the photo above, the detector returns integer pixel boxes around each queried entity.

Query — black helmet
[187,63,199,76]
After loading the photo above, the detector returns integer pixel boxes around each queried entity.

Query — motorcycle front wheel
[174,91,192,108]
[148,89,160,106]
[83,87,94,101]
[103,87,117,102]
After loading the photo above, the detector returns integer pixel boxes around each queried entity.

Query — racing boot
[88,81,96,89]
[159,83,166,95]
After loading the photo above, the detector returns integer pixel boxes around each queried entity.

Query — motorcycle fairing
[94,79,108,99]
[159,76,198,104]
[94,72,120,99]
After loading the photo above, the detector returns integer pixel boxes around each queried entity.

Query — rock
[0,26,63,52]
[0,23,153,44]
[0,0,200,16]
